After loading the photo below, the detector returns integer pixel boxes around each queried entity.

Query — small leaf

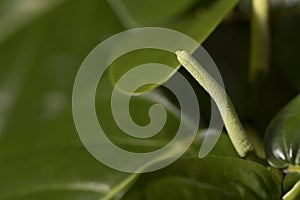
[265,94,300,170]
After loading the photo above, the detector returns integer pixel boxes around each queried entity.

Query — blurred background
[0,0,299,199]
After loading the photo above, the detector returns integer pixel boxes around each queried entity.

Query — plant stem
[176,50,254,157]
[283,181,300,200]
[249,0,270,82]
[245,125,266,159]
[286,165,300,174]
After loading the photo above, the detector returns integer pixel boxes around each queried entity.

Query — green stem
[286,165,300,174]
[249,0,270,82]
[283,181,300,200]
[245,125,266,159]
[176,50,254,157]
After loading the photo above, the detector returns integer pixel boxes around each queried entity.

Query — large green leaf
[0,0,133,199]
[0,75,186,200]
[0,0,70,45]
[108,0,238,94]
[109,0,238,43]
[107,0,196,27]
[0,0,239,199]
[121,156,282,200]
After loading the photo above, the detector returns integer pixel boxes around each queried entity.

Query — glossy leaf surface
[265,95,300,169]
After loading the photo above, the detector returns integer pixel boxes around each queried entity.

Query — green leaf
[110,0,238,43]
[198,130,239,158]
[0,144,133,200]
[0,0,136,199]
[108,49,180,95]
[283,173,300,194]
[283,180,300,200]
[0,0,69,45]
[108,0,238,94]
[0,1,199,196]
[107,0,197,27]
[265,94,300,170]
[0,71,187,199]
[0,0,242,199]
[121,156,282,200]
